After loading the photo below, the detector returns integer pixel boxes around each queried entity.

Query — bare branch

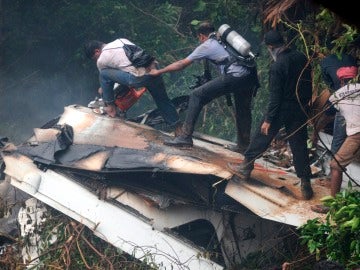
[129,2,186,38]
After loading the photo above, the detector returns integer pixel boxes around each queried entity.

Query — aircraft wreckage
[1,104,359,269]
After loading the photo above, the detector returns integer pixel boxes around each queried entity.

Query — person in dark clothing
[320,53,357,91]
[149,21,259,149]
[228,29,314,200]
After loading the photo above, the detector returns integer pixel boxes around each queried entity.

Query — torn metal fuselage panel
[1,104,333,268]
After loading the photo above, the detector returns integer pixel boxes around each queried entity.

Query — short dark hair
[197,21,215,36]
[264,30,284,47]
[84,40,104,59]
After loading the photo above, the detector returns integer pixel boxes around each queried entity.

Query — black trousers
[244,107,312,178]
[183,73,255,147]
[233,88,253,147]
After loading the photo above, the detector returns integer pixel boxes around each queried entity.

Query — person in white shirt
[312,80,360,213]
[84,39,180,133]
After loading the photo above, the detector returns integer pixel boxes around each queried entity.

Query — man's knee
[330,158,346,172]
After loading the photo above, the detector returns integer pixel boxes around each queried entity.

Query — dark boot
[164,134,193,147]
[225,143,248,153]
[174,122,183,137]
[164,122,193,147]
[301,178,314,200]
[227,159,254,181]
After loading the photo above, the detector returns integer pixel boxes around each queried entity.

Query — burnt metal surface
[16,105,235,179]
[1,105,331,226]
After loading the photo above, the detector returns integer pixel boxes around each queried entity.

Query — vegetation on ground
[299,188,360,269]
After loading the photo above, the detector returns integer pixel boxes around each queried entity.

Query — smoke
[0,50,95,144]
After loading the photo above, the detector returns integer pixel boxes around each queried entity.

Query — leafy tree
[299,189,360,269]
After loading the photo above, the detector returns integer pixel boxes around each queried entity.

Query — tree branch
[129,3,186,38]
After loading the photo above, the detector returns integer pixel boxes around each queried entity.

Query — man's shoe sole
[164,141,193,147]
[311,204,329,214]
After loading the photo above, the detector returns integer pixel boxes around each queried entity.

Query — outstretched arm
[148,58,192,76]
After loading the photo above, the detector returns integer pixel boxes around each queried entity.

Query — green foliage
[330,25,358,55]
[279,8,358,95]
[299,189,360,269]
[0,0,266,144]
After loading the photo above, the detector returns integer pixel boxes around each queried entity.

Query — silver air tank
[218,24,255,58]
